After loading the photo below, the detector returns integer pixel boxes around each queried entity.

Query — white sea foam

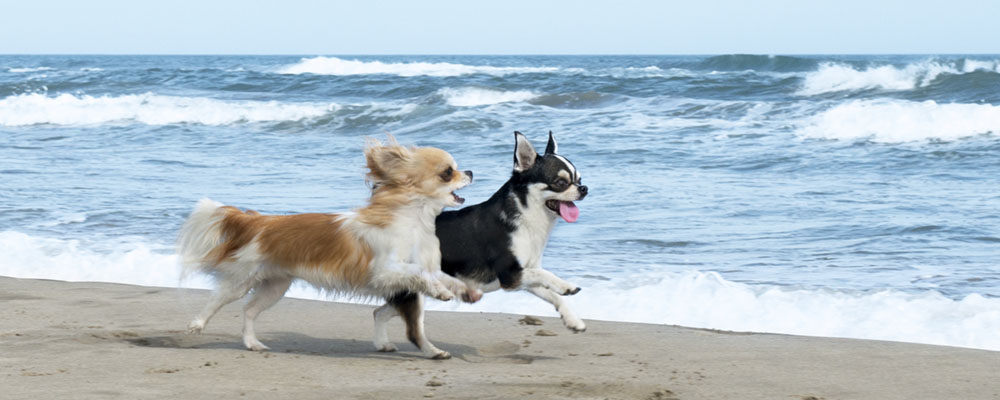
[798,59,1000,95]
[437,87,539,107]
[277,56,560,77]
[796,99,1000,143]
[0,93,337,126]
[1,230,997,351]
[432,270,1000,351]
[961,59,1000,73]
[0,231,185,288]
[7,67,55,73]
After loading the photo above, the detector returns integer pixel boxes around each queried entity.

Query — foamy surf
[1,230,997,351]
[6,67,55,73]
[796,99,1000,142]
[798,59,1000,95]
[431,270,1000,352]
[437,87,540,107]
[277,56,561,77]
[0,93,337,126]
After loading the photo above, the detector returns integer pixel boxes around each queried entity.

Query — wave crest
[278,57,559,77]
[0,93,336,126]
[799,59,1000,96]
[437,87,539,107]
[796,100,1000,142]
[6,67,55,73]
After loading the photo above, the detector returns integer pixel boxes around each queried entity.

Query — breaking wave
[796,99,1000,142]
[798,59,1000,95]
[277,56,561,77]
[437,87,539,107]
[0,93,337,126]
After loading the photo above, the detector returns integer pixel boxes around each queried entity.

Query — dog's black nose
[464,170,473,181]
[578,185,588,199]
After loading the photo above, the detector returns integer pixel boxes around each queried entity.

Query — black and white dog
[372,131,588,355]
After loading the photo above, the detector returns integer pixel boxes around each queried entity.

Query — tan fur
[359,138,467,227]
[358,188,415,228]
[206,207,373,288]
[180,137,474,357]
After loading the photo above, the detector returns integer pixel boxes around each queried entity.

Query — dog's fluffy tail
[177,198,227,280]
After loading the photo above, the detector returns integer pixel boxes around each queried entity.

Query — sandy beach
[1,276,997,399]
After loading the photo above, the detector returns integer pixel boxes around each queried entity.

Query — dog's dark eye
[440,166,454,181]
[555,178,568,188]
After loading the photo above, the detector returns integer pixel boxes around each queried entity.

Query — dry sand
[1,276,997,399]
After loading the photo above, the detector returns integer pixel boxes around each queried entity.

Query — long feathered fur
[176,138,476,358]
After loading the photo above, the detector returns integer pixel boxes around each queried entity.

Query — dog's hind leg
[526,286,586,333]
[373,301,400,352]
[187,273,255,334]
[242,276,292,351]
[391,292,451,359]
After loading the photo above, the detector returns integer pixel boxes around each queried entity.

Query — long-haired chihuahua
[177,137,479,359]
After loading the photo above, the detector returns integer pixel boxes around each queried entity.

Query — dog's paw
[563,286,582,296]
[375,343,398,352]
[432,289,455,302]
[427,281,456,301]
[563,316,587,333]
[244,338,271,352]
[430,350,452,360]
[186,320,205,334]
[461,289,483,303]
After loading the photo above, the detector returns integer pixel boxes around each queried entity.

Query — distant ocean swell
[272,56,1000,94]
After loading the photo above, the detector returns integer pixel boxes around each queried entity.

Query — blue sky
[2,0,998,54]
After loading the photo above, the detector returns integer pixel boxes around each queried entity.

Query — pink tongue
[558,201,579,223]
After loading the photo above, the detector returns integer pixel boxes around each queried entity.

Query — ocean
[1,54,998,351]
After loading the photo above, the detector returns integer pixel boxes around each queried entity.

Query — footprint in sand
[460,341,535,364]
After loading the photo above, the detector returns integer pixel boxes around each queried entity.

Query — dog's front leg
[376,261,456,301]
[525,286,586,333]
[519,268,581,296]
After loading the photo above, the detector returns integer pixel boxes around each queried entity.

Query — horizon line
[3,52,1000,57]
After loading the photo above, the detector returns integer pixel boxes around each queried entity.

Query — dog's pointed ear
[544,130,558,155]
[513,131,537,172]
[365,136,412,186]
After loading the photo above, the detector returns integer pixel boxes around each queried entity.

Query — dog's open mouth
[546,200,579,223]
[452,192,465,205]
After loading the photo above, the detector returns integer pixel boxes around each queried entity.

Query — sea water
[1,55,998,350]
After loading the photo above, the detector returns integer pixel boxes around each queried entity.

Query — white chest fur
[509,184,557,270]
[352,202,442,271]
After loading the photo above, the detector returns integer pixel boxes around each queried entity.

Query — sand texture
[1,276,997,399]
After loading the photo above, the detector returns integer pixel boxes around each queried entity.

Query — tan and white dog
[177,138,479,359]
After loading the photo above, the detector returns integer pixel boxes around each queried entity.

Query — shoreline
[1,276,997,399]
